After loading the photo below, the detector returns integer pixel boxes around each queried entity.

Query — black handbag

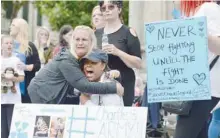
[162,56,219,115]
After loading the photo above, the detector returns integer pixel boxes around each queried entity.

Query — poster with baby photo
[49,117,66,138]
[10,104,148,138]
[33,116,51,138]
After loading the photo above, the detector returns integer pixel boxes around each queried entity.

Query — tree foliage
[1,1,28,20]
[34,1,129,31]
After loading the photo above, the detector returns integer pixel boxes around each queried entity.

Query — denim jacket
[28,49,116,104]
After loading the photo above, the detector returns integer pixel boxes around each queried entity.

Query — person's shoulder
[54,48,77,62]
[10,56,21,63]
[122,25,138,37]
[28,41,36,48]
[11,56,20,61]
[28,41,38,52]
[201,2,219,9]
[95,28,104,35]
[200,2,220,13]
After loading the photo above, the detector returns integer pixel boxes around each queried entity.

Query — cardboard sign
[9,104,148,138]
[145,16,211,103]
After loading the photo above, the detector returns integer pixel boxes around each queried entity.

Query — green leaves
[1,1,28,20]
[34,1,97,30]
[2,1,129,31]
[34,1,129,31]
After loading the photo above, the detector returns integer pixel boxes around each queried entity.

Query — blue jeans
[1,104,14,138]
[208,108,220,138]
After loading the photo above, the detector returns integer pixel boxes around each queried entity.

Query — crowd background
[1,1,220,138]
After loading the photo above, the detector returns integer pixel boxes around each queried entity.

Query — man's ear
[101,62,107,71]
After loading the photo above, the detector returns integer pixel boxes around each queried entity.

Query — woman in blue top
[10,18,41,103]
[208,102,220,138]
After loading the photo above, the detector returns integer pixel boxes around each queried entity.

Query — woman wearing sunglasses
[95,0,142,106]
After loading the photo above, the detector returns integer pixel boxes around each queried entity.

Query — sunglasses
[101,4,115,12]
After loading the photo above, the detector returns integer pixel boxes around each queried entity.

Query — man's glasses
[101,4,115,12]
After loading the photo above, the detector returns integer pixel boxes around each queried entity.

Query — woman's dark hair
[59,25,73,47]
[99,0,124,23]
[217,1,220,5]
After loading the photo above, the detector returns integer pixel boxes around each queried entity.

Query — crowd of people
[1,0,220,138]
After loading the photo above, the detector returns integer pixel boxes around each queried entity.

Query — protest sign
[9,104,148,138]
[145,16,211,103]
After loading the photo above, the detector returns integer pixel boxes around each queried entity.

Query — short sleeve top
[95,25,141,80]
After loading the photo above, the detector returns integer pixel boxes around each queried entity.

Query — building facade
[1,1,58,43]
[129,1,180,83]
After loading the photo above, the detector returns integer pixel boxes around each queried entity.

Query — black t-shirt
[95,25,141,83]
[25,42,41,92]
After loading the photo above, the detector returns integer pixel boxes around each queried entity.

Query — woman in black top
[95,1,142,106]
[53,25,73,58]
[10,18,41,103]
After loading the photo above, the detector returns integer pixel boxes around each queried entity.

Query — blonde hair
[70,25,97,59]
[35,26,51,49]
[12,18,31,55]
[35,26,51,63]
[91,5,101,30]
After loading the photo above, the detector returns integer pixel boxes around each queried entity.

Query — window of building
[37,10,42,26]
[22,2,29,21]
[3,1,13,19]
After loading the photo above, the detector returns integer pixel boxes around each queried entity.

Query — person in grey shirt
[28,25,124,104]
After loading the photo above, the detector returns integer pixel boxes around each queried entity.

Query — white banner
[9,104,148,138]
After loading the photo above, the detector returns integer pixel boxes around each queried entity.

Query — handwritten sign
[145,16,211,103]
[9,104,148,138]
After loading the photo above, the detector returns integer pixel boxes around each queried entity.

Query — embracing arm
[59,59,117,95]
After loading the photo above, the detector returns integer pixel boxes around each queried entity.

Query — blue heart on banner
[146,25,155,33]
[9,132,16,138]
[199,28,204,32]
[15,122,20,129]
[22,122,28,130]
[198,22,204,26]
